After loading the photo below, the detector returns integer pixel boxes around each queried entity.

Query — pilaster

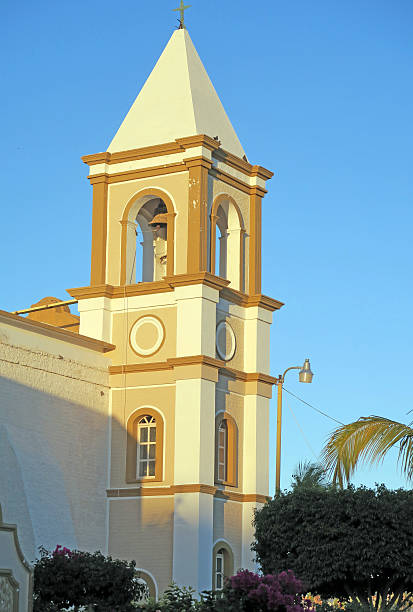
[185,157,212,273]
[90,178,108,286]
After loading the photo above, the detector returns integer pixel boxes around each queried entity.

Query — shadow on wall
[0,375,109,564]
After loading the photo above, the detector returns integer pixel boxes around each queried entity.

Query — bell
[299,358,314,383]
[149,201,168,227]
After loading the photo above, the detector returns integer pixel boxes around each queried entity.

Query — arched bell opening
[135,198,168,283]
[121,189,175,285]
[210,196,245,291]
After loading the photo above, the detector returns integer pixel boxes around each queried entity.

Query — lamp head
[299,358,313,383]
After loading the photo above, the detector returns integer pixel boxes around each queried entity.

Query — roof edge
[0,309,115,353]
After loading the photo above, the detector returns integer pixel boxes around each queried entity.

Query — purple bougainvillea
[225,569,314,612]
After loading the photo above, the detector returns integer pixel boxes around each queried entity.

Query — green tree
[321,416,413,486]
[253,485,413,611]
[291,461,329,491]
[33,546,143,612]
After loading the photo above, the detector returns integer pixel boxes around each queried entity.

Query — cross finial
[173,0,191,29]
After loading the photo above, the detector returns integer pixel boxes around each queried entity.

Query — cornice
[163,272,230,291]
[109,356,273,387]
[67,278,282,312]
[67,281,174,300]
[88,162,186,185]
[213,148,273,182]
[0,309,115,353]
[220,287,284,312]
[106,485,268,503]
[209,166,268,197]
[82,134,272,183]
[167,355,224,369]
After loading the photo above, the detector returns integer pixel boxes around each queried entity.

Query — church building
[0,23,283,601]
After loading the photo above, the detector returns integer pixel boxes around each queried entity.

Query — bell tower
[69,27,283,597]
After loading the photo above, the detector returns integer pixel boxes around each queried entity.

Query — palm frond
[321,416,413,486]
[291,460,328,490]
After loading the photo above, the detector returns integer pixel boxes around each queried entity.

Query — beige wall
[213,498,243,572]
[110,305,176,365]
[108,497,174,595]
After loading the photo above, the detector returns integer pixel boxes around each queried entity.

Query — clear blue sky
[2,1,412,492]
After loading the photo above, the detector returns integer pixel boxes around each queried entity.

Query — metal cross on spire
[173,0,191,29]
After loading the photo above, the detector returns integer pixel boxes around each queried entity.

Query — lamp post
[275,359,314,495]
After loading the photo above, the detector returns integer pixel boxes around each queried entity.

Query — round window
[216,320,236,361]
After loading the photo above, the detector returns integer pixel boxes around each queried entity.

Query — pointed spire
[107,29,245,158]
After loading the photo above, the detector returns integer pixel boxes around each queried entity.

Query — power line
[282,386,345,426]
[284,399,318,459]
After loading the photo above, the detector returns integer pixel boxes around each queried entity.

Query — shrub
[138,570,312,612]
[33,545,144,612]
[253,485,413,611]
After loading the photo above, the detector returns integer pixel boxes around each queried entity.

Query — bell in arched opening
[149,200,168,281]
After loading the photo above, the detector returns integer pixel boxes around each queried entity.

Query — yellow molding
[0,309,115,353]
[176,134,220,151]
[67,281,174,300]
[88,162,186,185]
[106,485,268,503]
[82,135,218,168]
[167,355,224,368]
[220,287,284,311]
[109,356,274,395]
[183,155,213,170]
[210,166,268,197]
[67,281,283,312]
[81,135,273,181]
[109,362,172,375]
[164,271,230,291]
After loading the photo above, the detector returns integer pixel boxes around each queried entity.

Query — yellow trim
[88,162,186,185]
[82,135,272,181]
[90,180,108,285]
[107,486,268,503]
[184,157,211,272]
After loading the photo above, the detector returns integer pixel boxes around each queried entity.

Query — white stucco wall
[0,316,111,563]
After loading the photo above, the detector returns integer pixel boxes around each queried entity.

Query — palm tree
[322,415,413,487]
[291,460,329,490]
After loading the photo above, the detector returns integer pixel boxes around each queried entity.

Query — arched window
[217,420,227,482]
[210,196,245,291]
[212,542,234,591]
[134,570,157,602]
[137,415,156,478]
[215,413,238,487]
[215,549,225,590]
[126,408,164,483]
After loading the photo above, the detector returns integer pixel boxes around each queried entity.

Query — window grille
[215,549,225,590]
[137,416,156,478]
[217,420,227,482]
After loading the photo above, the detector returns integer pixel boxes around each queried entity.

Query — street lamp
[275,358,314,495]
